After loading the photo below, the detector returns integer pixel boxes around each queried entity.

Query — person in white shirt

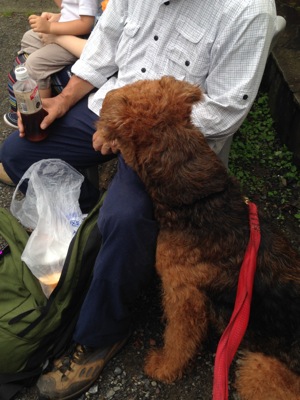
[0,0,277,397]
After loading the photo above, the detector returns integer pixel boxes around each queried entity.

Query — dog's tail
[235,351,300,400]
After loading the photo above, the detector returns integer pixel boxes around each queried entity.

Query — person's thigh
[74,155,158,347]
[20,29,43,54]
[1,97,113,211]
[0,97,110,183]
[25,44,78,82]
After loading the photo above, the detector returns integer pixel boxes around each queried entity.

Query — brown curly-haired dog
[96,76,300,399]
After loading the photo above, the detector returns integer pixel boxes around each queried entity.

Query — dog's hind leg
[235,351,300,400]
[144,269,209,383]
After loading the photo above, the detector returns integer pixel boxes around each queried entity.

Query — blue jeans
[0,97,158,347]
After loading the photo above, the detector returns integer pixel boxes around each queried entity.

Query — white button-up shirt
[72,0,276,151]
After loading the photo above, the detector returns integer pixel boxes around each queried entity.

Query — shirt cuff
[71,59,107,89]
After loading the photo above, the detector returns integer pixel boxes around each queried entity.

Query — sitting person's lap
[0,97,110,211]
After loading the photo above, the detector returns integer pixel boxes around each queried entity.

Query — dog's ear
[141,125,230,206]
[98,87,153,169]
[159,76,202,108]
[98,90,131,137]
[153,77,203,128]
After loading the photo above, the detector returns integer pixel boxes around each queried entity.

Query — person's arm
[192,2,276,143]
[40,33,87,58]
[53,0,62,7]
[71,0,125,90]
[29,14,95,36]
[40,12,61,23]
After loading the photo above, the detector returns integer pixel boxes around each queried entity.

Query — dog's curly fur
[96,76,300,399]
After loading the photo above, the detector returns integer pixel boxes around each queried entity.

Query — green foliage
[229,92,300,223]
[1,11,14,17]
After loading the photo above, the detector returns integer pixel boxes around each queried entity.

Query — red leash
[213,200,261,400]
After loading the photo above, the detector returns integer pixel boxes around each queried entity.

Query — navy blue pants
[0,97,158,347]
[1,96,107,213]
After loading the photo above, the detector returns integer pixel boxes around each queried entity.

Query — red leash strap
[212,201,261,400]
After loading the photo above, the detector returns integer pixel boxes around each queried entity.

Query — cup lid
[15,66,29,81]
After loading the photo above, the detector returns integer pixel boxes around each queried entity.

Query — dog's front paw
[144,349,183,383]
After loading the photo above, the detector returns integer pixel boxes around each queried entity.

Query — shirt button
[154,35,159,41]
[185,60,190,66]
[141,68,146,73]
[243,94,248,100]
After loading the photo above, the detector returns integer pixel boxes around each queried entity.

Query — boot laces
[57,344,87,374]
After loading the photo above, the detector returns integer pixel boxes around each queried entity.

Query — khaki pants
[19,29,78,88]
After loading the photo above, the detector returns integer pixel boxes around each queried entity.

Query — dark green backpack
[0,194,105,400]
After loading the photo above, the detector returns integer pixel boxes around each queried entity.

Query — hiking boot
[36,335,130,399]
[3,112,18,129]
[0,163,14,186]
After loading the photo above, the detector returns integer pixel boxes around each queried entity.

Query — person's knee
[20,30,32,46]
[1,133,21,160]
[0,133,28,183]
[20,29,40,52]
[99,188,156,242]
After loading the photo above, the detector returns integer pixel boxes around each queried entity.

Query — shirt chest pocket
[166,19,209,80]
[123,20,140,38]
[117,19,139,49]
[116,19,141,64]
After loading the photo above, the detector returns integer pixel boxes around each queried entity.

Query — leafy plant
[229,92,300,226]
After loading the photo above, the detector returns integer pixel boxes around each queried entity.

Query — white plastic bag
[10,159,85,297]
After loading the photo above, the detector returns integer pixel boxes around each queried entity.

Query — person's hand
[40,32,58,46]
[92,130,119,155]
[29,15,51,33]
[40,95,69,130]
[18,95,69,138]
[40,12,61,22]
[17,111,25,138]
